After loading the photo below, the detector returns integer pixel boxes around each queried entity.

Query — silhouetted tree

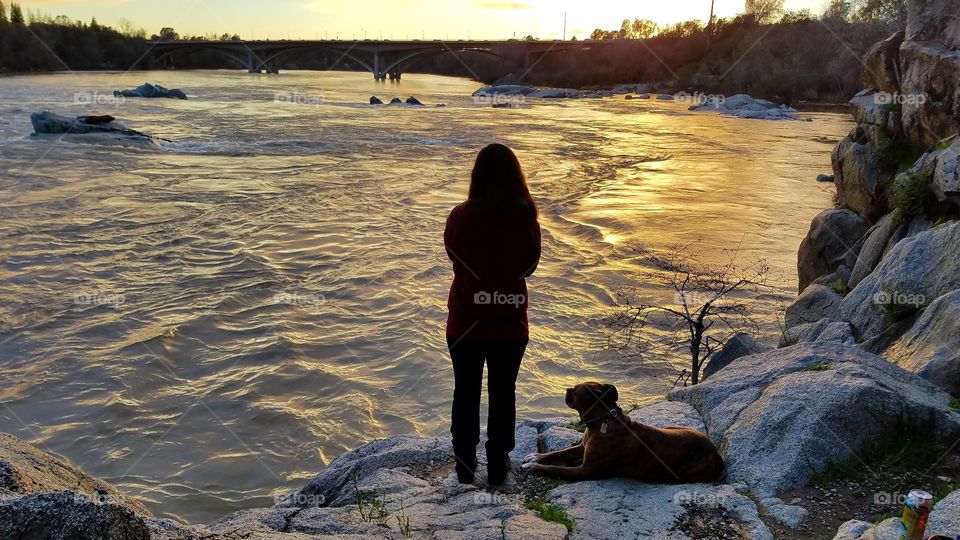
[852,0,906,24]
[606,242,771,386]
[744,0,785,23]
[631,19,658,39]
[9,2,23,24]
[0,1,7,24]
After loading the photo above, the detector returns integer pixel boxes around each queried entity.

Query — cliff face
[793,0,960,396]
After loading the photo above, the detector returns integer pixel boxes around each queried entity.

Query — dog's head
[565,382,619,418]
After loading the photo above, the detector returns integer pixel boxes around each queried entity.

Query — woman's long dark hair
[468,144,538,221]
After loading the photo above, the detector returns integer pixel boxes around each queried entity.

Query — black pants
[447,337,527,469]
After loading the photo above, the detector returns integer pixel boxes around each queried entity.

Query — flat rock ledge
[3,343,960,538]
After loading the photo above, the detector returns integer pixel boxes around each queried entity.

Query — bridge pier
[246,51,279,74]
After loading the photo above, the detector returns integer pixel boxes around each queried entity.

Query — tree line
[0,0,907,102]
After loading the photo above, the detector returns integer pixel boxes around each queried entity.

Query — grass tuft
[802,363,833,372]
[950,397,960,412]
[812,424,947,485]
[525,500,576,532]
[872,137,925,175]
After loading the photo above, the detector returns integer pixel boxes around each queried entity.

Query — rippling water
[0,70,849,523]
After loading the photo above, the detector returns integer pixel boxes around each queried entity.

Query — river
[0,69,849,523]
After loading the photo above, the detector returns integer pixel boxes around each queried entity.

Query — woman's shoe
[487,455,511,486]
[455,456,477,484]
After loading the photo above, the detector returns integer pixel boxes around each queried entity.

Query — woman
[444,143,541,486]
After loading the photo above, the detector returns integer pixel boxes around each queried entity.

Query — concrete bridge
[150,39,606,79]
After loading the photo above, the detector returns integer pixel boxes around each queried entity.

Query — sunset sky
[21,0,830,40]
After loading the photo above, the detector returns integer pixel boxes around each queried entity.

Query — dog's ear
[603,384,618,404]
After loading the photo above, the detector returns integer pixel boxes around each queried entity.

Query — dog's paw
[520,461,538,471]
[522,453,540,464]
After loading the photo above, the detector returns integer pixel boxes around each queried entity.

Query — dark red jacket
[445,202,542,341]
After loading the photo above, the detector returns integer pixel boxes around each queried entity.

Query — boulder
[848,213,899,289]
[369,96,383,105]
[405,96,424,106]
[0,492,150,540]
[817,174,835,182]
[758,496,809,529]
[0,433,149,514]
[932,137,960,207]
[492,73,523,86]
[702,333,771,380]
[831,134,891,222]
[29,111,159,145]
[885,289,960,396]
[779,318,856,348]
[472,84,537,97]
[669,342,960,497]
[861,31,904,94]
[114,83,187,100]
[927,488,960,536]
[528,87,573,99]
[689,93,803,120]
[281,435,452,508]
[541,425,581,452]
[797,209,867,292]
[838,220,960,341]
[785,284,843,328]
[834,488,960,538]
[832,519,873,540]
[628,400,706,433]
[905,0,960,50]
[899,40,960,147]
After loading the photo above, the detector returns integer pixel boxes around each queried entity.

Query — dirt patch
[764,449,960,539]
[672,502,755,539]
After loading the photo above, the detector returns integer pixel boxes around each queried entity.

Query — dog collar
[581,407,623,431]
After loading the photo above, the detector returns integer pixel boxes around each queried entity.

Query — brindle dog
[521,382,724,483]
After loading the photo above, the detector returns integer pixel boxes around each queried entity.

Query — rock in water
[369,96,383,105]
[816,173,835,182]
[405,96,424,106]
[388,97,403,105]
[113,82,188,100]
[670,342,960,497]
[29,112,159,146]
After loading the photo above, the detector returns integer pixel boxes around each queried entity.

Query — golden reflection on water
[0,70,850,522]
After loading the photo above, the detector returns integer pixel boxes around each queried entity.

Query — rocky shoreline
[3,0,959,538]
[3,343,960,539]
